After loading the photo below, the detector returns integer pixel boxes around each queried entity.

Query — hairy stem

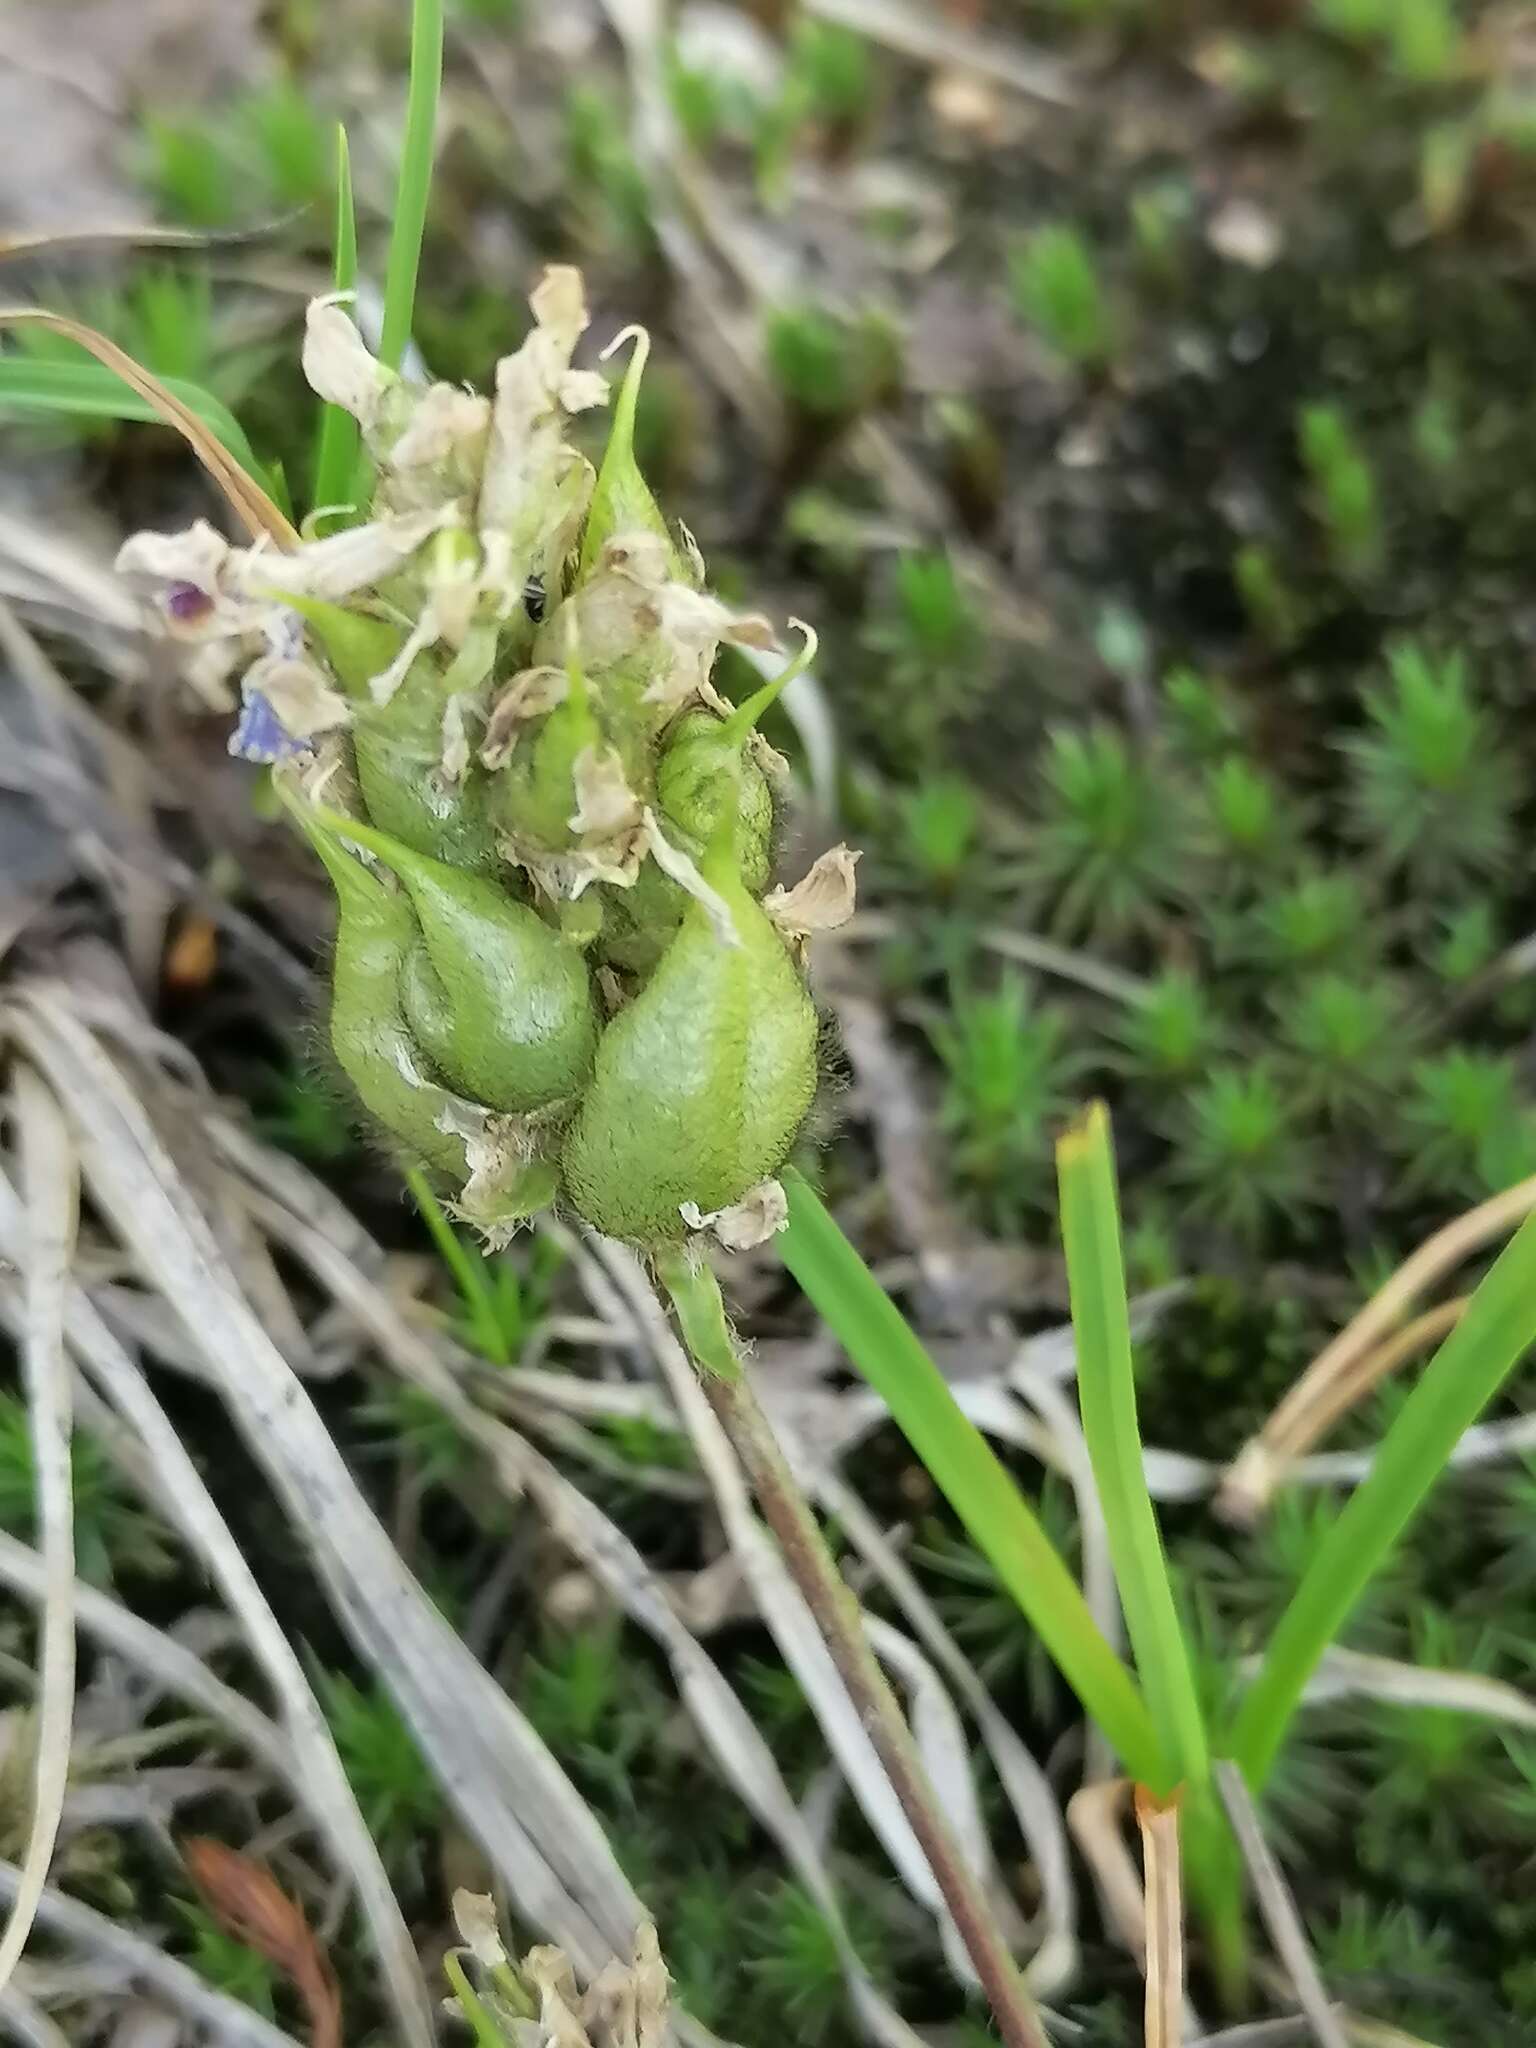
[656,1249,1047,2048]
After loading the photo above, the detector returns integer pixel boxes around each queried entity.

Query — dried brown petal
[763,845,860,941]
[481,667,570,769]
[680,1178,788,1250]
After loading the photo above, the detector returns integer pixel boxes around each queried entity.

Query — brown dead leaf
[182,1836,341,2048]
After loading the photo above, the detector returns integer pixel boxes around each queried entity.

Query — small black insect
[522,574,547,624]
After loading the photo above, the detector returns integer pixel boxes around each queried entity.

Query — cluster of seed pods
[117,269,855,1247]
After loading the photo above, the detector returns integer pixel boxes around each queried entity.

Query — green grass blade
[405,1166,510,1366]
[1057,1104,1208,1798]
[1230,1206,1536,1790]
[441,1956,514,2048]
[311,124,361,521]
[379,0,444,372]
[0,357,261,477]
[777,1166,1162,1783]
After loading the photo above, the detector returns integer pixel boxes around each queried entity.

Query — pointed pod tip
[600,322,651,379]
[721,618,819,748]
[578,323,670,580]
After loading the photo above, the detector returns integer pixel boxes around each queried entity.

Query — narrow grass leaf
[1056,1104,1207,1798]
[0,358,262,482]
[406,1165,510,1365]
[311,125,361,522]
[0,312,293,543]
[379,0,444,372]
[777,1167,1161,1785]
[1231,1206,1536,1788]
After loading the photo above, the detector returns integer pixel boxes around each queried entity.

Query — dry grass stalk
[0,1857,299,2048]
[597,1237,1045,2030]
[1216,1764,1348,2048]
[0,1153,437,2047]
[1066,1779,1145,1961]
[0,1071,77,2002]
[1219,1173,1536,1521]
[1278,1299,1469,1464]
[0,1529,295,1782]
[815,1473,1078,1998]
[692,1359,1048,2048]
[1133,1787,1183,2048]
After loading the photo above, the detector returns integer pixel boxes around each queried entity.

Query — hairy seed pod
[656,712,775,891]
[352,658,502,873]
[560,847,818,1243]
[291,594,501,871]
[588,725,774,976]
[295,809,470,1176]
[310,805,599,1114]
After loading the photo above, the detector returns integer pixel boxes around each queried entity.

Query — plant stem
[657,1250,1048,2048]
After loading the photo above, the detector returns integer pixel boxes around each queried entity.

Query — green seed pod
[656,712,775,892]
[353,657,501,873]
[291,592,501,872]
[559,848,819,1243]
[643,627,815,916]
[591,858,682,976]
[309,804,599,1115]
[592,730,773,978]
[493,647,603,857]
[293,807,470,1177]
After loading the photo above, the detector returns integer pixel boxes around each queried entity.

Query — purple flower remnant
[165,580,215,626]
[229,691,313,765]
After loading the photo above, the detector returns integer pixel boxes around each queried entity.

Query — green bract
[120,268,853,1246]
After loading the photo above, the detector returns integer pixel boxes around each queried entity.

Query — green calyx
[657,713,775,888]
[282,594,405,694]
